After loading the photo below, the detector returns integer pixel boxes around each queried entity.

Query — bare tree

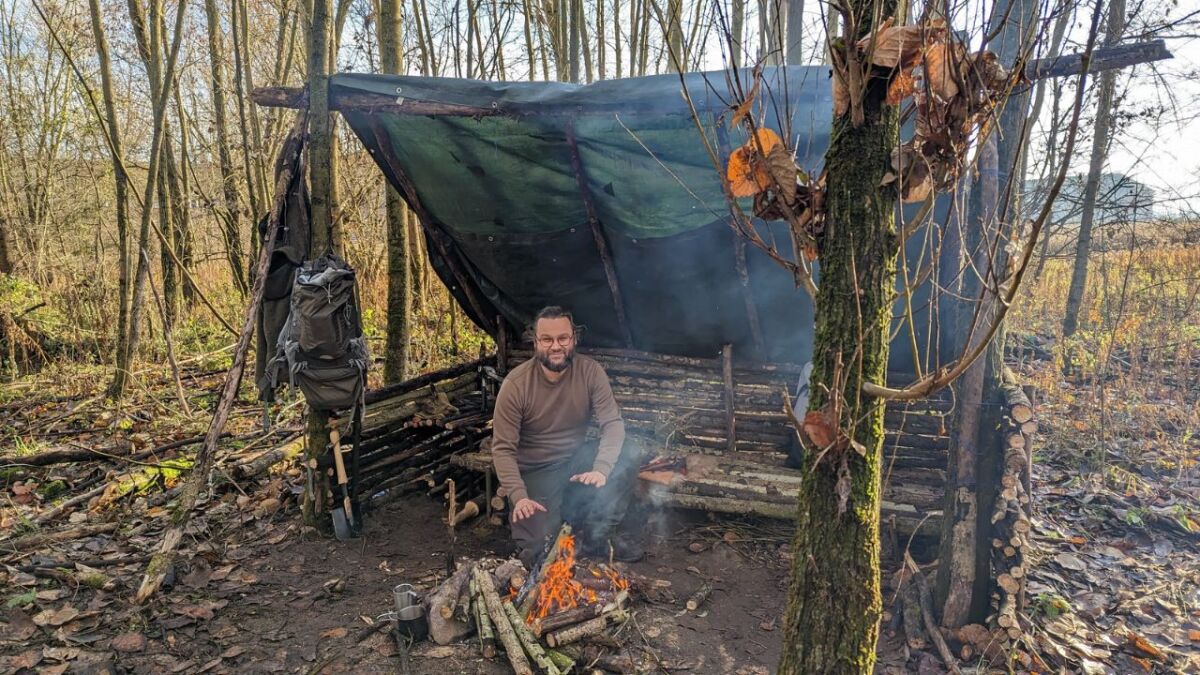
[1063,0,1127,339]
[203,0,249,295]
[380,0,411,384]
[109,0,187,400]
[87,0,132,366]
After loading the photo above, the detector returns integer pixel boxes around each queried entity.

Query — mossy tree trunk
[303,0,334,531]
[777,1,899,671]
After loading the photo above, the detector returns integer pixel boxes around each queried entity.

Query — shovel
[329,425,361,540]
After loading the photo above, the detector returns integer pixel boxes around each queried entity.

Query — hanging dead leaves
[854,17,1020,203]
[723,18,1023,244]
[723,73,825,262]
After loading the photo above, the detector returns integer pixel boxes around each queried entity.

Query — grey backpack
[271,253,369,412]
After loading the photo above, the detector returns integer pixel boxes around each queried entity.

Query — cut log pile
[990,383,1036,640]
[421,525,639,673]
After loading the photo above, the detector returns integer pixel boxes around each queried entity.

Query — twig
[904,552,961,675]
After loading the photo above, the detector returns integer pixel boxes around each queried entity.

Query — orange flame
[603,565,630,591]
[527,539,632,623]
[529,534,584,622]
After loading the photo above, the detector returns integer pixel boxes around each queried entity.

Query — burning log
[469,577,497,658]
[471,566,534,675]
[544,608,628,648]
[685,581,713,612]
[503,600,563,675]
[517,523,573,618]
[532,605,602,637]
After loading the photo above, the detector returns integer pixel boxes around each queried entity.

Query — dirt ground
[143,495,796,675]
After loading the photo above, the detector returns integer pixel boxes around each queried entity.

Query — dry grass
[1010,245,1200,491]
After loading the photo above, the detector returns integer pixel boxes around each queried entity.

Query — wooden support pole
[563,121,634,347]
[496,314,508,376]
[721,343,737,452]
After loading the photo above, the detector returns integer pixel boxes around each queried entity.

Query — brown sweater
[490,355,625,505]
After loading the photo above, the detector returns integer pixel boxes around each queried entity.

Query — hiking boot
[516,546,540,569]
[579,533,645,563]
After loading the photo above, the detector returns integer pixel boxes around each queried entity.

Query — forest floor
[1,340,1198,674]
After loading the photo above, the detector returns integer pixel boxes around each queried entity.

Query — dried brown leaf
[111,632,147,653]
[764,143,798,204]
[321,627,348,639]
[924,42,959,101]
[1054,552,1087,571]
[858,19,924,69]
[886,69,916,105]
[1125,632,1167,661]
[4,649,41,671]
[726,128,784,198]
[730,76,761,129]
[32,606,79,627]
[803,409,837,449]
[3,610,37,641]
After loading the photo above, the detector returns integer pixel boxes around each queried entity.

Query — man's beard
[535,346,575,373]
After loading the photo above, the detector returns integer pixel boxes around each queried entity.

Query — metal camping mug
[393,584,419,612]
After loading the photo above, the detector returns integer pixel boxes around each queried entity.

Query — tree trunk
[596,0,605,79]
[522,0,536,80]
[1062,0,1125,339]
[156,126,178,324]
[203,0,248,295]
[937,0,1041,628]
[785,0,804,64]
[576,0,593,82]
[730,0,744,69]
[613,0,621,78]
[666,0,684,73]
[171,86,194,303]
[380,0,411,385]
[87,0,132,365]
[0,216,12,274]
[110,0,186,400]
[568,0,580,82]
[777,2,899,671]
[304,0,335,531]
[232,0,264,225]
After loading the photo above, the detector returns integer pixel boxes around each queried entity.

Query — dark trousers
[508,440,642,551]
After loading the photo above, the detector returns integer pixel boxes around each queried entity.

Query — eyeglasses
[536,335,575,348]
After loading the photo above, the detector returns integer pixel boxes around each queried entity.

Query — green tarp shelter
[336,66,941,370]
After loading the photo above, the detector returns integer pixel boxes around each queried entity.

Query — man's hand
[511,498,547,522]
[570,471,607,488]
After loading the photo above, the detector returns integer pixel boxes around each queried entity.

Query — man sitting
[491,306,643,564]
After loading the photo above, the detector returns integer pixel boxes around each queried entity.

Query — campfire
[422,524,638,673]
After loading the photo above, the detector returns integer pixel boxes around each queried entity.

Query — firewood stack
[990,383,1036,640]
[423,525,639,673]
